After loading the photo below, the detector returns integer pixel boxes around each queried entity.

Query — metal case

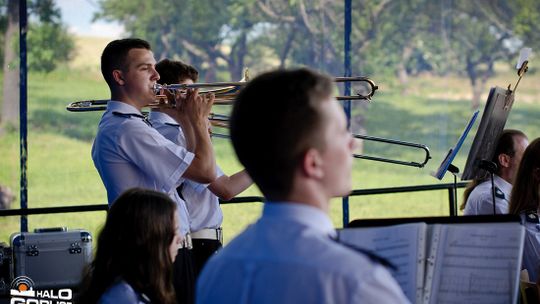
[10,227,92,289]
[0,242,12,296]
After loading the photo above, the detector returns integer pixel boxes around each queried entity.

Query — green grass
[1,61,539,245]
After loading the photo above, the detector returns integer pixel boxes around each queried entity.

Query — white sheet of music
[338,223,427,303]
[424,222,525,304]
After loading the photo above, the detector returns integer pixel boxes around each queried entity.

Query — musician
[196,68,410,304]
[149,59,252,276]
[78,188,180,304]
[92,38,216,304]
[461,129,528,215]
[509,138,540,282]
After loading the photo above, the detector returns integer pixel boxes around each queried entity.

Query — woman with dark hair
[78,188,181,304]
[509,138,540,282]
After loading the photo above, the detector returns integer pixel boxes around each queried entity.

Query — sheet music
[338,223,427,303]
[425,223,524,304]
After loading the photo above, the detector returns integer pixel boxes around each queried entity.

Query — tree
[95,0,258,81]
[1,0,75,131]
[1,0,19,130]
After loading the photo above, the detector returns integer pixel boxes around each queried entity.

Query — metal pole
[19,0,28,232]
[342,0,352,227]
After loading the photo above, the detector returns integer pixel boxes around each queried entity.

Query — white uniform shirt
[463,175,512,215]
[149,111,224,231]
[520,211,540,282]
[92,102,193,235]
[196,203,410,304]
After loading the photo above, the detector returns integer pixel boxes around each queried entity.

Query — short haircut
[156,59,199,84]
[101,38,151,87]
[492,129,527,173]
[230,68,333,199]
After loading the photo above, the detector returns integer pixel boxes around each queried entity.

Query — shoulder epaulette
[494,187,505,200]
[112,111,152,127]
[165,122,180,127]
[525,210,539,224]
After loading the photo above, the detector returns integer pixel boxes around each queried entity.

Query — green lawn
[0,65,539,245]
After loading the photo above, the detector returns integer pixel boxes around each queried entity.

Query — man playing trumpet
[92,38,216,304]
[149,59,252,277]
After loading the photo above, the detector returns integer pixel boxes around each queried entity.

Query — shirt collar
[106,101,142,116]
[262,202,335,236]
[494,174,512,196]
[148,111,178,125]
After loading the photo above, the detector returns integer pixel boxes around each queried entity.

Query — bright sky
[56,0,124,38]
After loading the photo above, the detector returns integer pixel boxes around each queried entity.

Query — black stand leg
[448,164,460,217]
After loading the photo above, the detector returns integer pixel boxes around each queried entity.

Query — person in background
[150,59,252,276]
[509,137,540,282]
[196,68,410,304]
[462,129,528,215]
[78,188,181,304]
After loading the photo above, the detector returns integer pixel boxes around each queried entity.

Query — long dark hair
[509,138,540,215]
[78,188,177,304]
[460,129,527,210]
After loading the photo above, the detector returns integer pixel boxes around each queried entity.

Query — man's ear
[302,148,324,179]
[498,154,511,169]
[112,70,125,86]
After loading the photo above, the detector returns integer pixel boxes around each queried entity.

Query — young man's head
[230,68,354,204]
[101,38,159,109]
[153,59,199,110]
[156,59,199,84]
[492,129,528,183]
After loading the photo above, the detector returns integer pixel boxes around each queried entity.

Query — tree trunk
[1,0,20,131]
[465,56,481,109]
[397,43,414,94]
[229,30,248,81]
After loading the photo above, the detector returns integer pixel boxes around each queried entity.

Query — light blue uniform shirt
[98,279,150,304]
[149,111,224,231]
[520,211,540,282]
[463,175,512,215]
[196,202,410,304]
[92,102,194,235]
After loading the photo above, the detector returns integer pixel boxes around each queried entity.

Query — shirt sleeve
[117,121,194,193]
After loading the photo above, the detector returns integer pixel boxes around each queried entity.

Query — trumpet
[66,76,378,112]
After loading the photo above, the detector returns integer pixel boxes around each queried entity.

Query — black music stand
[462,54,530,181]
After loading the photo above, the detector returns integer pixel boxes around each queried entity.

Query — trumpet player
[149,59,252,276]
[92,38,216,304]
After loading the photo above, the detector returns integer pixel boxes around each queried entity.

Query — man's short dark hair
[101,38,151,87]
[230,68,333,200]
[155,59,199,84]
[493,129,527,172]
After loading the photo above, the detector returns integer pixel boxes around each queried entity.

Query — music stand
[433,110,479,180]
[432,111,479,216]
[461,88,515,181]
[462,49,530,181]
